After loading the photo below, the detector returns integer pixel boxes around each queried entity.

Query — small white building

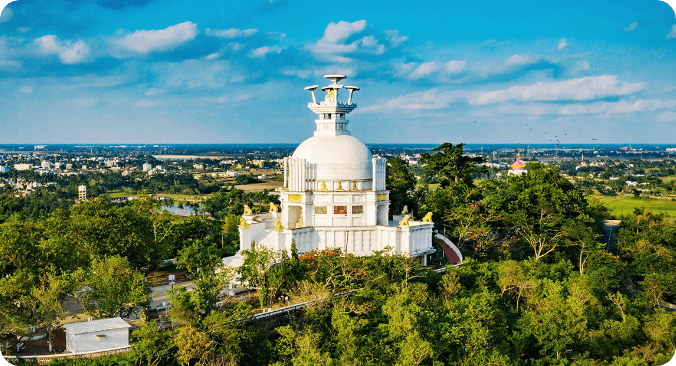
[142,163,152,172]
[14,163,31,171]
[64,317,131,353]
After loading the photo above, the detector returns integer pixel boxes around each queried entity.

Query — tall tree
[78,255,151,318]
[386,157,418,217]
[419,143,487,187]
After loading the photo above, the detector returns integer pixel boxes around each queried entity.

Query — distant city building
[142,163,152,171]
[193,163,204,170]
[14,163,31,171]
[54,162,62,170]
[41,161,52,169]
[78,185,87,200]
[226,171,239,177]
[65,163,73,170]
[0,166,9,173]
[64,317,131,354]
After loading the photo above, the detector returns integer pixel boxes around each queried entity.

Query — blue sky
[1,0,675,144]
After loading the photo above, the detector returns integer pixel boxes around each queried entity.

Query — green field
[589,194,676,218]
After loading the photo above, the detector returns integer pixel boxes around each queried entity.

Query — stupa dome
[292,134,373,181]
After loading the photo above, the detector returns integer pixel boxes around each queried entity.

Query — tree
[29,272,67,353]
[127,320,176,366]
[483,163,602,262]
[238,243,277,307]
[386,157,418,217]
[419,143,487,187]
[176,239,221,280]
[79,255,151,318]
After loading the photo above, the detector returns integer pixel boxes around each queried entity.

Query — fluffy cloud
[667,25,676,39]
[400,60,466,80]
[116,21,198,55]
[34,35,90,64]
[205,28,258,38]
[445,61,466,73]
[505,54,532,66]
[408,62,442,79]
[248,46,281,59]
[559,99,675,115]
[311,20,392,56]
[384,30,408,47]
[0,6,12,23]
[469,75,645,105]
[558,38,568,50]
[19,86,32,94]
[623,22,638,31]
[362,89,466,112]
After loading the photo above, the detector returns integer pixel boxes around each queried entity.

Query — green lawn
[589,194,676,217]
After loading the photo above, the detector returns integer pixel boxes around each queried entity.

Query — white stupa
[224,75,445,267]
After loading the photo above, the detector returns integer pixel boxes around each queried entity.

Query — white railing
[3,346,131,365]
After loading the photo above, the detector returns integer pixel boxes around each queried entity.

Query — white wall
[66,328,129,353]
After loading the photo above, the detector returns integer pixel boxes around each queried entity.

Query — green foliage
[386,157,418,217]
[79,255,151,318]
[419,142,487,186]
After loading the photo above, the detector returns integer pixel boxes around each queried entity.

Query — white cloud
[116,21,198,55]
[0,6,12,24]
[623,22,638,31]
[576,60,590,71]
[559,99,674,115]
[281,68,312,79]
[656,112,676,122]
[667,25,676,39]
[224,42,244,53]
[505,54,531,66]
[469,75,645,105]
[134,99,165,108]
[19,86,32,94]
[17,27,29,33]
[445,60,466,73]
[490,99,674,117]
[409,61,441,79]
[205,52,220,60]
[204,28,258,39]
[384,30,407,47]
[248,46,281,59]
[311,20,388,56]
[558,38,568,50]
[34,35,90,64]
[145,88,162,96]
[322,20,367,44]
[362,89,466,112]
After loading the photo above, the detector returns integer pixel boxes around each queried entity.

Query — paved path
[149,281,195,309]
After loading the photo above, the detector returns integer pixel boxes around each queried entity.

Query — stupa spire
[305,74,359,137]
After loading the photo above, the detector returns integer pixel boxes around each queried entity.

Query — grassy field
[589,194,676,218]
[234,181,284,192]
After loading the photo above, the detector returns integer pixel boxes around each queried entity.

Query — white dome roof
[292,135,373,181]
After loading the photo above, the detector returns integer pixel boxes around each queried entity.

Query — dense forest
[1,143,675,365]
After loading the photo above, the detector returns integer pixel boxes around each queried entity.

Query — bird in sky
[592,138,598,140]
